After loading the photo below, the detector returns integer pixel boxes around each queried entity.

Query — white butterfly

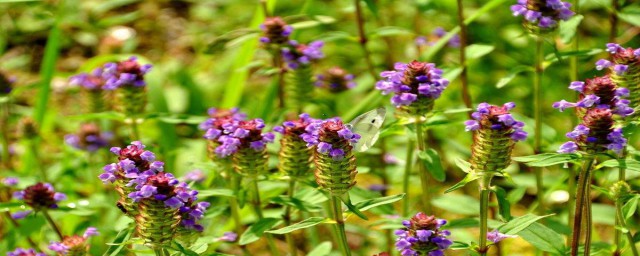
[347,107,386,152]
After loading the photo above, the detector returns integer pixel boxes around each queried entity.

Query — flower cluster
[48,227,99,255]
[376,61,449,115]
[274,113,317,177]
[464,103,528,174]
[12,183,66,218]
[64,123,112,152]
[1,71,14,95]
[303,118,360,195]
[552,76,631,154]
[510,0,574,32]
[302,118,360,161]
[200,108,250,159]
[415,27,460,48]
[259,16,293,46]
[6,248,46,256]
[69,68,107,91]
[215,118,275,158]
[282,40,325,69]
[394,212,452,256]
[596,43,640,113]
[315,67,356,93]
[99,141,163,184]
[101,56,152,90]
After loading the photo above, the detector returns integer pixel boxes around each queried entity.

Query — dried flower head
[64,123,112,152]
[553,76,630,154]
[303,118,360,195]
[376,61,449,116]
[464,103,527,175]
[48,227,99,255]
[6,248,46,256]
[13,183,66,212]
[274,113,317,178]
[511,0,574,34]
[394,212,452,256]
[259,16,293,46]
[315,67,356,93]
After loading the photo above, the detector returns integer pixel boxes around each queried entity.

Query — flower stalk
[353,0,377,79]
[402,140,415,216]
[570,156,595,256]
[534,36,546,216]
[455,0,472,111]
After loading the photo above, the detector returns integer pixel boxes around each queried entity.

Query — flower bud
[13,183,66,212]
[376,61,449,117]
[315,67,356,93]
[465,103,527,177]
[610,181,632,203]
[304,118,360,196]
[259,17,293,47]
[275,113,316,178]
[511,0,574,34]
[394,212,452,256]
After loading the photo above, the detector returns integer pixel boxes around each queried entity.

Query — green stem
[533,36,545,216]
[456,0,472,112]
[330,196,351,256]
[354,0,377,79]
[43,210,64,240]
[229,174,250,256]
[415,117,432,214]
[130,119,140,141]
[153,248,163,256]
[479,187,491,256]
[250,179,280,256]
[29,139,46,182]
[615,147,629,255]
[284,180,298,256]
[273,51,286,109]
[615,200,639,256]
[570,157,595,256]
[0,99,11,169]
[568,0,580,230]
[402,140,415,216]
[610,0,618,43]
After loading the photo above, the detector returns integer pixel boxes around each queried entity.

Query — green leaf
[290,16,336,30]
[597,159,640,172]
[104,225,135,256]
[433,194,480,215]
[618,6,640,27]
[623,195,640,219]
[350,194,405,212]
[418,149,446,182]
[455,158,472,173]
[172,241,199,256]
[496,66,533,88]
[340,195,368,220]
[363,0,379,17]
[498,213,552,235]
[307,241,332,256]
[559,15,584,44]
[513,153,581,167]
[34,19,62,128]
[517,222,566,254]
[494,187,512,221]
[269,195,323,212]
[370,26,412,38]
[239,218,281,245]
[0,202,24,213]
[444,173,478,193]
[266,217,328,234]
[198,189,235,198]
[465,44,495,60]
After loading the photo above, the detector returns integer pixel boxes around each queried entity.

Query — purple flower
[83,227,99,238]
[376,61,449,109]
[183,169,206,183]
[7,248,46,256]
[465,102,528,142]
[569,81,585,92]
[2,177,18,187]
[395,213,452,255]
[218,232,238,242]
[613,64,628,75]
[282,40,325,69]
[487,229,518,243]
[558,141,578,153]
[576,95,600,108]
[606,43,622,54]
[595,59,612,70]
[11,210,32,219]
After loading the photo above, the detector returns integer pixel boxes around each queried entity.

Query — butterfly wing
[348,108,386,152]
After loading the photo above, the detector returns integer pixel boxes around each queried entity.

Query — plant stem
[478,184,491,256]
[610,0,618,43]
[570,157,595,256]
[250,179,280,256]
[229,174,250,255]
[29,139,46,182]
[0,99,12,169]
[354,0,377,79]
[415,117,432,214]
[130,118,140,141]
[284,179,298,256]
[533,36,546,217]
[273,51,286,109]
[568,0,580,232]
[614,146,628,255]
[615,200,639,256]
[330,196,351,256]
[456,0,472,112]
[153,248,164,256]
[43,210,64,240]
[402,140,415,216]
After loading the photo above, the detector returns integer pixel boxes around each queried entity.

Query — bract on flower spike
[394,213,452,256]
[598,43,640,114]
[510,0,575,35]
[99,141,163,217]
[101,56,152,117]
[275,113,316,178]
[69,67,109,113]
[12,182,67,219]
[315,67,356,93]
[6,248,46,256]
[553,76,631,155]
[376,60,449,117]
[282,40,324,112]
[48,227,99,256]
[64,123,112,152]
